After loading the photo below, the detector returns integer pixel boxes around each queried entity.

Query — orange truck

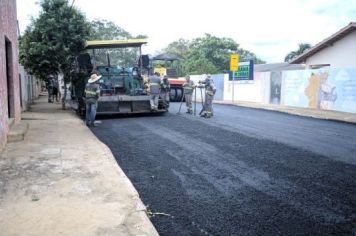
[152,54,185,102]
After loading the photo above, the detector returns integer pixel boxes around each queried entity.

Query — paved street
[91,103,356,236]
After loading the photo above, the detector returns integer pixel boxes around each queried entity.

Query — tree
[162,34,265,75]
[186,34,237,74]
[19,0,90,108]
[88,19,147,67]
[164,38,190,59]
[89,19,131,40]
[285,43,312,62]
[158,39,190,76]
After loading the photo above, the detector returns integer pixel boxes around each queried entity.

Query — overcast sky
[17,0,356,63]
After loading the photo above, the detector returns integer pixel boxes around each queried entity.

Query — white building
[290,22,356,69]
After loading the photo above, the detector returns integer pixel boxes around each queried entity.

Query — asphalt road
[91,103,356,236]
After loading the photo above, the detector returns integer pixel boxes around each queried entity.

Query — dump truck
[71,39,169,116]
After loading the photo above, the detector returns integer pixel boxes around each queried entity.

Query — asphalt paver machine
[71,39,169,116]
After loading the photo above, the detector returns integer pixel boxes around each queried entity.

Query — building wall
[281,67,356,113]
[190,68,356,114]
[189,74,205,102]
[188,74,227,102]
[19,65,29,111]
[306,30,356,68]
[19,65,41,111]
[224,72,270,103]
[0,0,21,150]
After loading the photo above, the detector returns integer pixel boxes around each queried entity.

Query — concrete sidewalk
[215,100,356,124]
[0,95,158,236]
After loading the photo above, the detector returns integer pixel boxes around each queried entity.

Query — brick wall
[0,0,21,150]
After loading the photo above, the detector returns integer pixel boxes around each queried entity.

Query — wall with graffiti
[190,67,356,114]
[324,68,356,113]
[282,70,313,108]
[270,71,282,104]
[281,68,356,113]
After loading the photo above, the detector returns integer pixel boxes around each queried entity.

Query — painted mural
[283,68,356,113]
[270,71,281,104]
[191,68,356,114]
[328,68,356,113]
[282,70,310,107]
[304,71,332,109]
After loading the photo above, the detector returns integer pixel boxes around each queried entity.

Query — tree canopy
[89,19,131,40]
[284,43,312,62]
[162,34,265,76]
[88,19,147,67]
[19,2,266,82]
[19,0,90,82]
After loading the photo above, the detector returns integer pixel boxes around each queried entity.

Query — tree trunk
[62,81,67,110]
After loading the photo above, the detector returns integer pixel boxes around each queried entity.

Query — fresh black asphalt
[91,103,356,236]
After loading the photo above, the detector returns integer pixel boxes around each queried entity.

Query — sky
[17,0,356,63]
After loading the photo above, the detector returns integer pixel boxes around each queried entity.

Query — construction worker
[200,74,216,118]
[143,75,150,94]
[148,72,161,111]
[84,73,101,127]
[160,75,170,109]
[52,78,59,102]
[182,75,195,114]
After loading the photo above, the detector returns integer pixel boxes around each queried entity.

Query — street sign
[230,54,239,72]
[229,60,254,81]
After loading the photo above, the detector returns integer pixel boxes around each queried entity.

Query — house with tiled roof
[290,22,356,68]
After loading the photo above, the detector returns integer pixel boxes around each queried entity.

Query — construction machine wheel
[176,88,183,102]
[169,88,177,101]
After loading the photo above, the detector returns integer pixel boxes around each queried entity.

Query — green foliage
[19,0,90,82]
[157,39,189,76]
[89,19,131,40]
[162,34,265,76]
[285,43,312,62]
[184,57,218,75]
[88,19,148,67]
[165,38,190,59]
[188,34,238,73]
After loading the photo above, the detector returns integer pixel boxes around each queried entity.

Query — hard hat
[88,73,102,83]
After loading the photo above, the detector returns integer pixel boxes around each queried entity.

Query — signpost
[229,57,254,103]
[230,54,239,72]
[230,54,239,103]
[229,60,254,81]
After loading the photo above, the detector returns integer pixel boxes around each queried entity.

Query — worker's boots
[205,112,212,118]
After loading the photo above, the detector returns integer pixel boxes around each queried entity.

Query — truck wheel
[169,88,177,101]
[176,88,183,102]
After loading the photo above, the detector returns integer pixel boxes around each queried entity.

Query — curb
[214,101,356,125]
[79,116,159,235]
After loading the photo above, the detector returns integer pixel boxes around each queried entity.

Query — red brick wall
[0,0,21,150]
